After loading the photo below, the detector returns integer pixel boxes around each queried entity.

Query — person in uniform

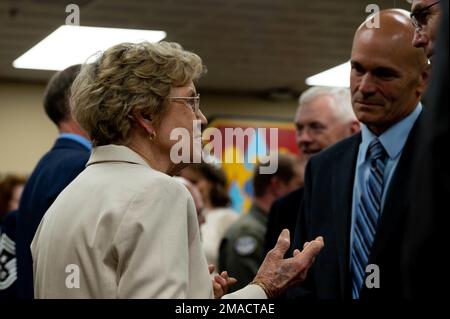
[219,153,303,292]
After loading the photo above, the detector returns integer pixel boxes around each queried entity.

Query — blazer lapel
[331,134,361,298]
[369,115,422,262]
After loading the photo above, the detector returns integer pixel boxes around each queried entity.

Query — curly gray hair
[71,41,206,146]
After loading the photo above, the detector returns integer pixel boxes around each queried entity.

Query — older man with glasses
[411,0,442,59]
[401,0,448,299]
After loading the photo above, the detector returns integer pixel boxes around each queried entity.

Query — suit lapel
[331,134,361,298]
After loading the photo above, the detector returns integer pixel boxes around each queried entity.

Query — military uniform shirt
[219,203,268,292]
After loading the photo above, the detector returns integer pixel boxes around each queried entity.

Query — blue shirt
[58,133,92,151]
[349,103,422,261]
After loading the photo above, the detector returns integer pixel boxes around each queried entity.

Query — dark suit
[263,187,303,256]
[15,137,90,298]
[401,0,449,298]
[290,115,422,299]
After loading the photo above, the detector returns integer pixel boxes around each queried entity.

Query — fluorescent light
[13,25,166,71]
[305,61,350,88]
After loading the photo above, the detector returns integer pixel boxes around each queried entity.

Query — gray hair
[298,87,356,123]
[70,41,206,147]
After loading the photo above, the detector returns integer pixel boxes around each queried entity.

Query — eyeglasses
[169,94,201,114]
[410,1,440,31]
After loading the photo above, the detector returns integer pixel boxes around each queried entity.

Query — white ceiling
[0,0,411,94]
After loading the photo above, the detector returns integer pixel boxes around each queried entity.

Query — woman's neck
[126,137,181,176]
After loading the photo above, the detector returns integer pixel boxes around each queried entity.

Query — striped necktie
[351,138,387,299]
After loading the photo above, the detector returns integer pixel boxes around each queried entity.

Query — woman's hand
[251,229,324,298]
[209,264,237,299]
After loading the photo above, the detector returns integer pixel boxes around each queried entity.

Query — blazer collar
[86,144,150,168]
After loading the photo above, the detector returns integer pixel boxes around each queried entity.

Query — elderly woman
[31,41,323,299]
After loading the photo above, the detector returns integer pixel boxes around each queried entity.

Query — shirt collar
[360,103,422,160]
[58,133,92,151]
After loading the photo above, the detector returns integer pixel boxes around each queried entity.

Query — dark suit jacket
[263,187,303,256]
[15,137,90,298]
[401,0,448,298]
[290,115,422,299]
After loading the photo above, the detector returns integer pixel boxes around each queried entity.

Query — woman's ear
[132,110,155,135]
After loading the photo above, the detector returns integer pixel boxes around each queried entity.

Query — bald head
[355,9,427,68]
[350,9,430,135]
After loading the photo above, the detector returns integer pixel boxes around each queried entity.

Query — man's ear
[349,120,361,135]
[418,63,432,96]
[132,110,154,135]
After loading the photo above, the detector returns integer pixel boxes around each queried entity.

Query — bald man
[411,0,443,59]
[289,10,429,299]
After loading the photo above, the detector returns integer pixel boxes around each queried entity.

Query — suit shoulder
[131,167,191,200]
[37,143,89,172]
[273,187,303,210]
[309,133,361,167]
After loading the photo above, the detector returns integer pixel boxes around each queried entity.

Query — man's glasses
[410,1,440,31]
[169,94,201,114]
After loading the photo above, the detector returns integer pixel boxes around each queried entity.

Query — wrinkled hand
[251,229,324,299]
[209,264,237,299]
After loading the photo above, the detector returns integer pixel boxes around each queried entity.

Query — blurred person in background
[173,176,206,226]
[219,153,304,292]
[411,0,443,59]
[264,87,359,257]
[180,163,239,272]
[31,41,323,299]
[0,174,26,221]
[180,163,239,267]
[15,64,91,299]
[174,175,234,283]
[296,87,360,163]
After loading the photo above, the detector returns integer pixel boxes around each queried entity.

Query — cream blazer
[31,145,265,299]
